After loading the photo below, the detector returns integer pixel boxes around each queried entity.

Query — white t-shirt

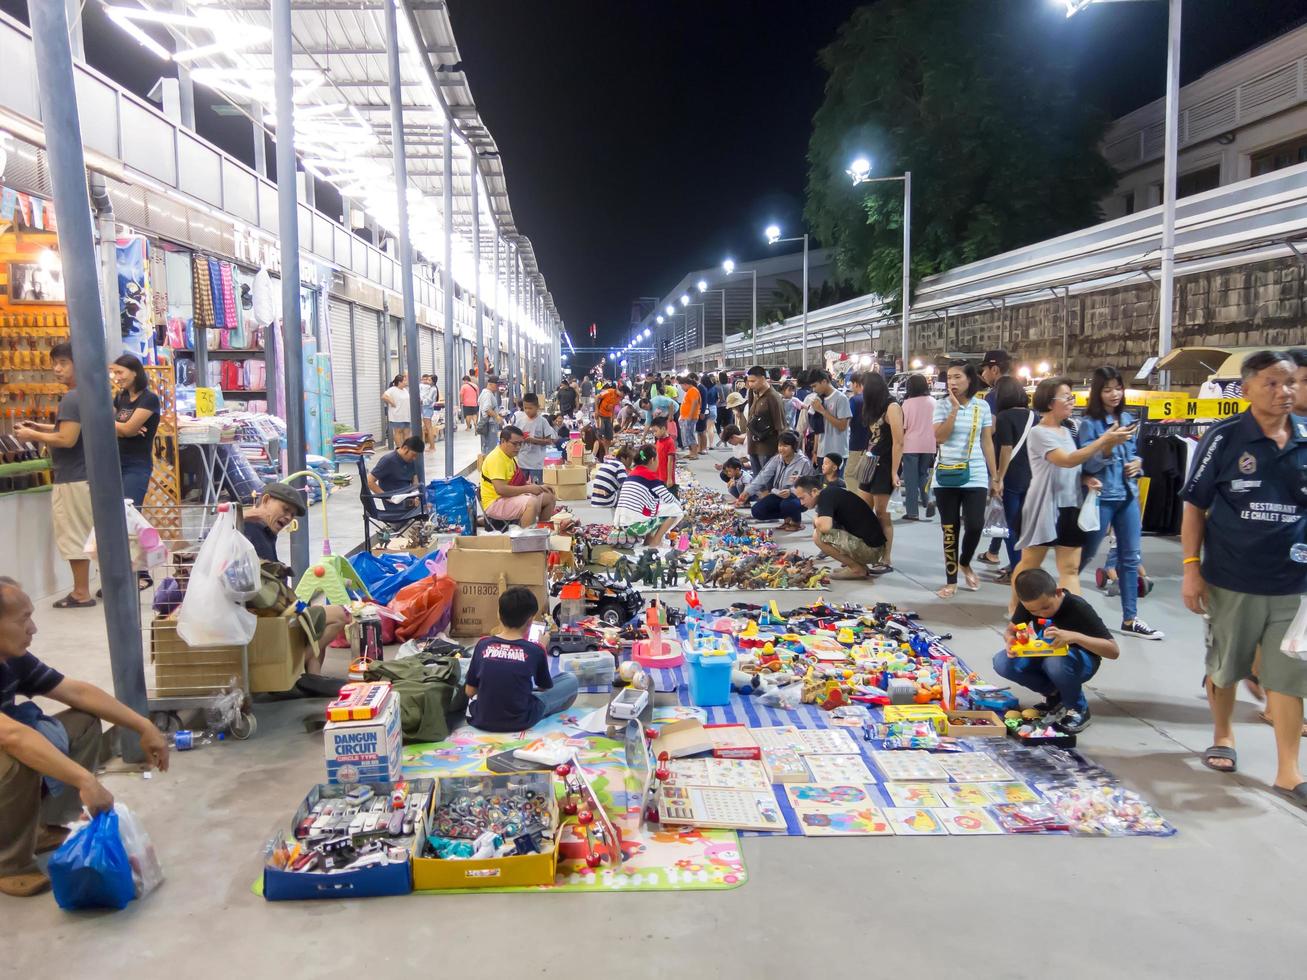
[511,410,555,470]
[477,387,499,417]
[818,389,852,458]
[384,386,410,424]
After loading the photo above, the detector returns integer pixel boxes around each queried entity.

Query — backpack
[247,561,297,616]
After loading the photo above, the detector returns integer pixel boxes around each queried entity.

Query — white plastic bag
[887,489,906,521]
[113,803,164,899]
[84,500,168,570]
[983,496,1009,538]
[1078,488,1101,533]
[176,508,257,647]
[1282,597,1307,660]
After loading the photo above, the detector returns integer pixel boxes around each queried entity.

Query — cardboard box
[151,613,307,695]
[446,536,548,638]
[651,718,713,759]
[946,709,1006,738]
[411,773,559,890]
[323,694,403,784]
[543,465,588,486]
[554,483,588,501]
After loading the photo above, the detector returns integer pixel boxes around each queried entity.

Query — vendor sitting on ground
[0,576,170,898]
[717,456,749,498]
[241,482,349,675]
[614,444,684,547]
[368,436,424,502]
[590,444,634,508]
[793,474,888,580]
[479,425,557,528]
[992,568,1118,734]
[465,587,578,732]
[740,431,813,531]
[821,453,846,488]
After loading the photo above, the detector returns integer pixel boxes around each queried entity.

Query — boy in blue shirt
[465,587,579,732]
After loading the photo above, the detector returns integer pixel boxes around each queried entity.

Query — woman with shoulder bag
[1011,376,1135,613]
[931,361,997,597]
[991,376,1037,583]
[853,372,903,573]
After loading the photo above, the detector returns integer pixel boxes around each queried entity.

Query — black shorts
[696,418,707,433]
[462,406,477,418]
[1036,505,1087,549]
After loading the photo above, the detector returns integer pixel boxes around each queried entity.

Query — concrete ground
[8,435,1307,980]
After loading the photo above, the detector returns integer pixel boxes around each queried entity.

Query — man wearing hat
[241,483,349,676]
[979,350,1012,569]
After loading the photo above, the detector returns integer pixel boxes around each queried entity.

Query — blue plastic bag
[351,551,439,605]
[350,552,411,595]
[426,476,478,535]
[49,810,136,911]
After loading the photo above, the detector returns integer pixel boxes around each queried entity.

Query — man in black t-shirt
[0,577,168,898]
[991,568,1119,733]
[464,587,578,732]
[369,437,423,500]
[557,380,578,417]
[794,475,885,580]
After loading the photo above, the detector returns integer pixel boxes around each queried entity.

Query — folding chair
[355,458,425,552]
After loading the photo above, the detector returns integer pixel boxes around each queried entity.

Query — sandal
[996,568,1012,585]
[53,595,96,609]
[977,553,1000,566]
[1201,745,1237,773]
[867,563,894,576]
[0,872,50,897]
[1273,782,1307,810]
[961,568,980,591]
[1257,709,1307,737]
[936,584,957,599]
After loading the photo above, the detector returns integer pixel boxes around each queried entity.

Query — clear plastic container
[558,650,616,687]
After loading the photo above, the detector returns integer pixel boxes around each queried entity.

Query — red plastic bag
[390,575,456,642]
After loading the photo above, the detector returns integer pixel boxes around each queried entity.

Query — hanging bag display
[934,402,980,488]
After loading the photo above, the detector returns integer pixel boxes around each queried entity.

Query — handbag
[934,402,981,488]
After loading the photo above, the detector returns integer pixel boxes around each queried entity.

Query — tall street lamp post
[847,156,911,372]
[765,225,809,368]
[722,258,758,367]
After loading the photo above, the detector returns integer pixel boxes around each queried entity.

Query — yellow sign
[195,386,216,417]
[1144,394,1246,420]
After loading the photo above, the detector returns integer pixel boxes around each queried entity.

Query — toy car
[546,626,609,658]
[550,572,643,627]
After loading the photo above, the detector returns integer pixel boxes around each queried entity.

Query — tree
[805,0,1116,311]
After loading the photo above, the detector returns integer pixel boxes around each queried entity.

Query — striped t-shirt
[590,459,628,507]
[2,653,65,716]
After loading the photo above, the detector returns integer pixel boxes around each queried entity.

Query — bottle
[169,729,224,751]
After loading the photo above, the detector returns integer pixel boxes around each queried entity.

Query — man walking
[745,365,785,475]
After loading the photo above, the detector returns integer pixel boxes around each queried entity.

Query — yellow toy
[1009,621,1068,658]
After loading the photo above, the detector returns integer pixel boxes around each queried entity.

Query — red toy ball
[645,728,659,740]
[585,852,603,869]
[654,767,670,781]
[563,800,579,816]
[577,809,594,825]
[313,566,325,577]
[554,763,572,778]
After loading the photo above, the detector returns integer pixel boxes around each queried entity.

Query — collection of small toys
[424,773,557,861]
[266,781,431,876]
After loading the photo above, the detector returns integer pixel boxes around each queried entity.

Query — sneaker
[1121,619,1164,640]
[1104,580,1120,597]
[1056,704,1092,734]
[925,501,937,518]
[1033,694,1062,713]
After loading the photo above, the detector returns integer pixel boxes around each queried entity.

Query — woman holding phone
[931,360,997,598]
[1011,376,1135,611]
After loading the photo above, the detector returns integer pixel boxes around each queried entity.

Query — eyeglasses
[1054,394,1076,404]
[508,439,524,447]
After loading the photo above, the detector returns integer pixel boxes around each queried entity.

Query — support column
[173,0,195,130]
[442,122,456,476]
[251,103,267,178]
[472,157,484,390]
[492,236,502,375]
[385,0,423,484]
[31,0,146,759]
[273,0,308,572]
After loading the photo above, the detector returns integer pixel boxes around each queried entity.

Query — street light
[665,305,676,317]
[680,293,690,307]
[848,155,912,373]
[697,280,708,293]
[723,257,758,367]
[764,224,810,368]
[1065,0,1180,383]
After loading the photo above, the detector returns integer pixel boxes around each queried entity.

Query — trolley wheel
[151,711,182,734]
[229,711,258,740]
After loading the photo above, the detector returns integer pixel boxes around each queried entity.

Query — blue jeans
[991,647,1101,713]
[1079,495,1141,623]
[751,493,803,523]
[1002,487,1026,568]
[901,452,933,518]
[534,671,579,716]
[119,457,152,508]
[480,425,500,455]
[521,468,543,484]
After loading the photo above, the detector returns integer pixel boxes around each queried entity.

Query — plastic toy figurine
[1009,619,1069,658]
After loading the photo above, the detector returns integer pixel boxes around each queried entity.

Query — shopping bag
[48,810,136,911]
[349,552,411,593]
[983,496,1010,539]
[176,507,257,647]
[112,804,164,898]
[352,552,427,605]
[426,476,478,535]
[1282,597,1307,660]
[390,575,457,642]
[1078,489,1101,533]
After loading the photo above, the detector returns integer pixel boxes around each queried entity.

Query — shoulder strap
[1011,410,1035,458]
[961,401,981,457]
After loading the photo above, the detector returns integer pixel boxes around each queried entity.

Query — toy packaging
[324,694,403,785]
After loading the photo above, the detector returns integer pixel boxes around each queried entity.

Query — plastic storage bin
[686,651,735,707]
[558,650,616,688]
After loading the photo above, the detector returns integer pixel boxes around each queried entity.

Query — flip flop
[1257,709,1307,737]
[52,595,96,609]
[1201,745,1237,773]
[1273,782,1307,810]
[35,825,69,853]
[0,872,50,897]
[867,563,894,576]
[961,569,980,591]
[936,584,957,599]
[977,553,1000,566]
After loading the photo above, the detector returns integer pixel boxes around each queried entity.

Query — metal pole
[472,159,484,397]
[720,289,727,370]
[348,303,360,428]
[801,233,810,370]
[1062,286,1071,372]
[385,0,423,486]
[172,0,195,130]
[901,171,912,371]
[442,121,456,476]
[273,0,308,573]
[750,269,758,366]
[30,0,146,760]
[1159,0,1181,389]
[492,236,501,376]
[251,103,267,178]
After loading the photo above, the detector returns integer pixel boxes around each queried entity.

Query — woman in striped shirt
[613,444,684,546]
[590,445,635,508]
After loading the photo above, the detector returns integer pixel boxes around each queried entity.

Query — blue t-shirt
[466,636,553,732]
[371,450,416,494]
[931,397,992,490]
[1181,411,1307,596]
[2,652,64,718]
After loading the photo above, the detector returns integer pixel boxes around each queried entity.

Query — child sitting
[590,445,633,508]
[821,453,845,489]
[717,456,748,498]
[465,587,579,732]
[991,568,1119,733]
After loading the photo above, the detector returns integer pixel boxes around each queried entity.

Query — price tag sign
[1145,394,1246,420]
[195,386,216,417]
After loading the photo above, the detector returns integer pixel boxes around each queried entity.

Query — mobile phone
[528,621,547,645]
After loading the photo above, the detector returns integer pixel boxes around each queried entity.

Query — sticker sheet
[784,783,876,811]
[796,728,860,755]
[666,758,772,793]
[658,785,785,831]
[883,782,947,808]
[802,754,875,785]
[937,752,1012,782]
[870,750,948,782]
[883,807,948,836]
[931,807,1004,835]
[796,806,893,837]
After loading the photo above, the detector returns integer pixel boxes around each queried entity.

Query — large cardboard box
[553,483,588,501]
[543,465,587,486]
[151,614,307,695]
[446,536,548,637]
[323,693,403,784]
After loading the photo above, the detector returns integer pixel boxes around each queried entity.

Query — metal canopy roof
[108,0,558,330]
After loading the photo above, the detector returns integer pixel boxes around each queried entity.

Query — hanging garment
[219,262,238,331]
[252,268,276,325]
[206,258,225,329]
[191,255,215,329]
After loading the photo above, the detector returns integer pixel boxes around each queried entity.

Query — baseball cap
[981,350,1010,368]
[258,481,306,516]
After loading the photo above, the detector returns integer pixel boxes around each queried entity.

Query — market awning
[1155,346,1264,379]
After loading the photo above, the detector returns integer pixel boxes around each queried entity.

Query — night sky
[4,0,1305,376]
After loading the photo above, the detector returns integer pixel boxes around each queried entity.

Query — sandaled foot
[35,825,69,854]
[936,584,957,599]
[831,567,869,581]
[867,563,893,576]
[1272,782,1307,810]
[1257,709,1307,736]
[0,872,50,897]
[1202,745,1237,773]
[961,568,980,591]
[777,520,804,532]
[977,553,1000,566]
[53,595,96,609]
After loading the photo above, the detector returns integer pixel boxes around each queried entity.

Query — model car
[546,626,609,658]
[550,572,643,627]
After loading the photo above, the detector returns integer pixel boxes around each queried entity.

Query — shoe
[1121,619,1164,640]
[0,872,50,897]
[1140,575,1155,597]
[1033,694,1063,713]
[925,501,936,518]
[901,515,920,522]
[1094,567,1108,589]
[1105,581,1120,597]
[1055,704,1092,734]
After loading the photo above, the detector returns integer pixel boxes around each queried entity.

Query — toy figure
[685,554,704,587]
[613,555,636,585]
[662,552,684,588]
